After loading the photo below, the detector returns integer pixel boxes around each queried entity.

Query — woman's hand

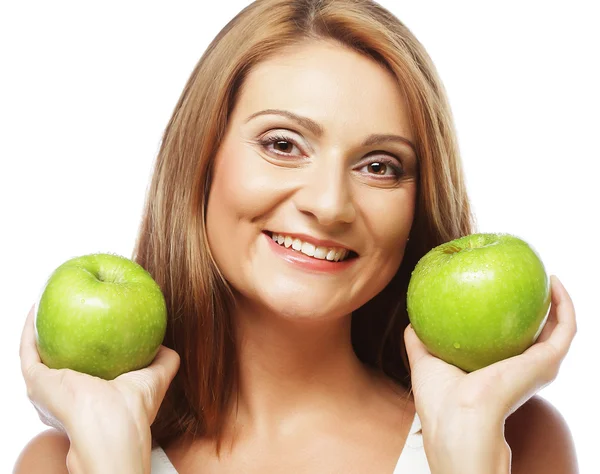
[19,304,180,474]
[404,275,577,474]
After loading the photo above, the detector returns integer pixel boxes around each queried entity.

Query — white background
[1,1,598,472]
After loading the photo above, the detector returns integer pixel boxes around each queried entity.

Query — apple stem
[443,244,462,254]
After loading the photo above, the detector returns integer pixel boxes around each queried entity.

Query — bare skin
[163,375,415,473]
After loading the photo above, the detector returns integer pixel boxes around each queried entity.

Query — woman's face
[206,40,418,320]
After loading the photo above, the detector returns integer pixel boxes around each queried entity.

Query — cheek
[208,147,265,223]
[362,185,417,270]
[207,148,252,259]
[205,143,282,281]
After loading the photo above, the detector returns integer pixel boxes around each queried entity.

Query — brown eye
[258,133,302,157]
[368,162,387,175]
[355,157,404,179]
[273,140,294,154]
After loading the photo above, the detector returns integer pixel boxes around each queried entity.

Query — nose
[293,159,356,226]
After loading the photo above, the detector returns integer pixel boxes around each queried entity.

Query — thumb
[404,324,433,373]
[117,345,180,422]
[404,323,462,397]
[145,345,181,395]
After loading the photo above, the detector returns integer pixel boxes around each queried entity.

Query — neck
[225,301,377,437]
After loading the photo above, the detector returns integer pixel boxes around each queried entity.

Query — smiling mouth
[264,231,358,262]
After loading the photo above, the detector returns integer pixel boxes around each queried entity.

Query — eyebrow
[245,108,417,155]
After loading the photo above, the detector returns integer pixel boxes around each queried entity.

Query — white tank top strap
[392,411,431,473]
[151,444,178,474]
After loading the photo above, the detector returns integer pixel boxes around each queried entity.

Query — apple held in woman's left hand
[407,233,550,372]
[35,253,167,380]
[404,274,576,473]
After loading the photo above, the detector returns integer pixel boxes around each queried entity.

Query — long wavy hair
[133,0,474,450]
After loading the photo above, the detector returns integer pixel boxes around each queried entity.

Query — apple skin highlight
[35,253,167,380]
[406,233,551,372]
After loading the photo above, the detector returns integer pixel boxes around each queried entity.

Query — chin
[252,282,380,322]
[252,285,357,322]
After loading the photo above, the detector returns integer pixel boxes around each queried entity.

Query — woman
[15,0,578,473]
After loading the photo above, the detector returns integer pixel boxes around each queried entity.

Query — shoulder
[13,429,70,474]
[505,395,578,474]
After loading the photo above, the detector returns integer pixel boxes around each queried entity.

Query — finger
[20,304,42,377]
[488,275,577,412]
[404,325,456,380]
[20,303,79,427]
[534,302,555,345]
[146,345,181,395]
[403,324,432,372]
[118,345,180,420]
[536,275,577,342]
[528,275,577,363]
[550,274,577,339]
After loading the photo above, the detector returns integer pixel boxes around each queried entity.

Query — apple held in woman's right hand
[35,253,168,380]
[407,233,551,372]
[20,302,180,474]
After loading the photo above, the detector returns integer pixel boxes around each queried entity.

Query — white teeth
[301,242,316,257]
[314,246,328,259]
[270,232,352,262]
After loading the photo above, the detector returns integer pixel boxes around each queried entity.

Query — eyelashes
[257,132,405,179]
[258,133,300,156]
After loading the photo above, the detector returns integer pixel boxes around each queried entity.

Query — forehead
[233,40,414,143]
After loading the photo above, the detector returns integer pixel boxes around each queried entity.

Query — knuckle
[539,341,562,367]
[172,349,181,366]
[141,384,158,415]
[144,377,158,400]
[23,363,37,382]
[546,362,561,382]
[160,360,176,385]
[548,344,563,367]
[539,353,561,383]
[129,373,158,413]
[165,347,181,369]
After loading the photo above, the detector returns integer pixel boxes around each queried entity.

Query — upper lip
[267,230,358,255]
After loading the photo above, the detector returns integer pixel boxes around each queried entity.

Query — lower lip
[264,233,357,273]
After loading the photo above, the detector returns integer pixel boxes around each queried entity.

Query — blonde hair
[134,0,474,450]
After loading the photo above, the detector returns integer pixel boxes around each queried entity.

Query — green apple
[35,253,167,380]
[407,233,550,372]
